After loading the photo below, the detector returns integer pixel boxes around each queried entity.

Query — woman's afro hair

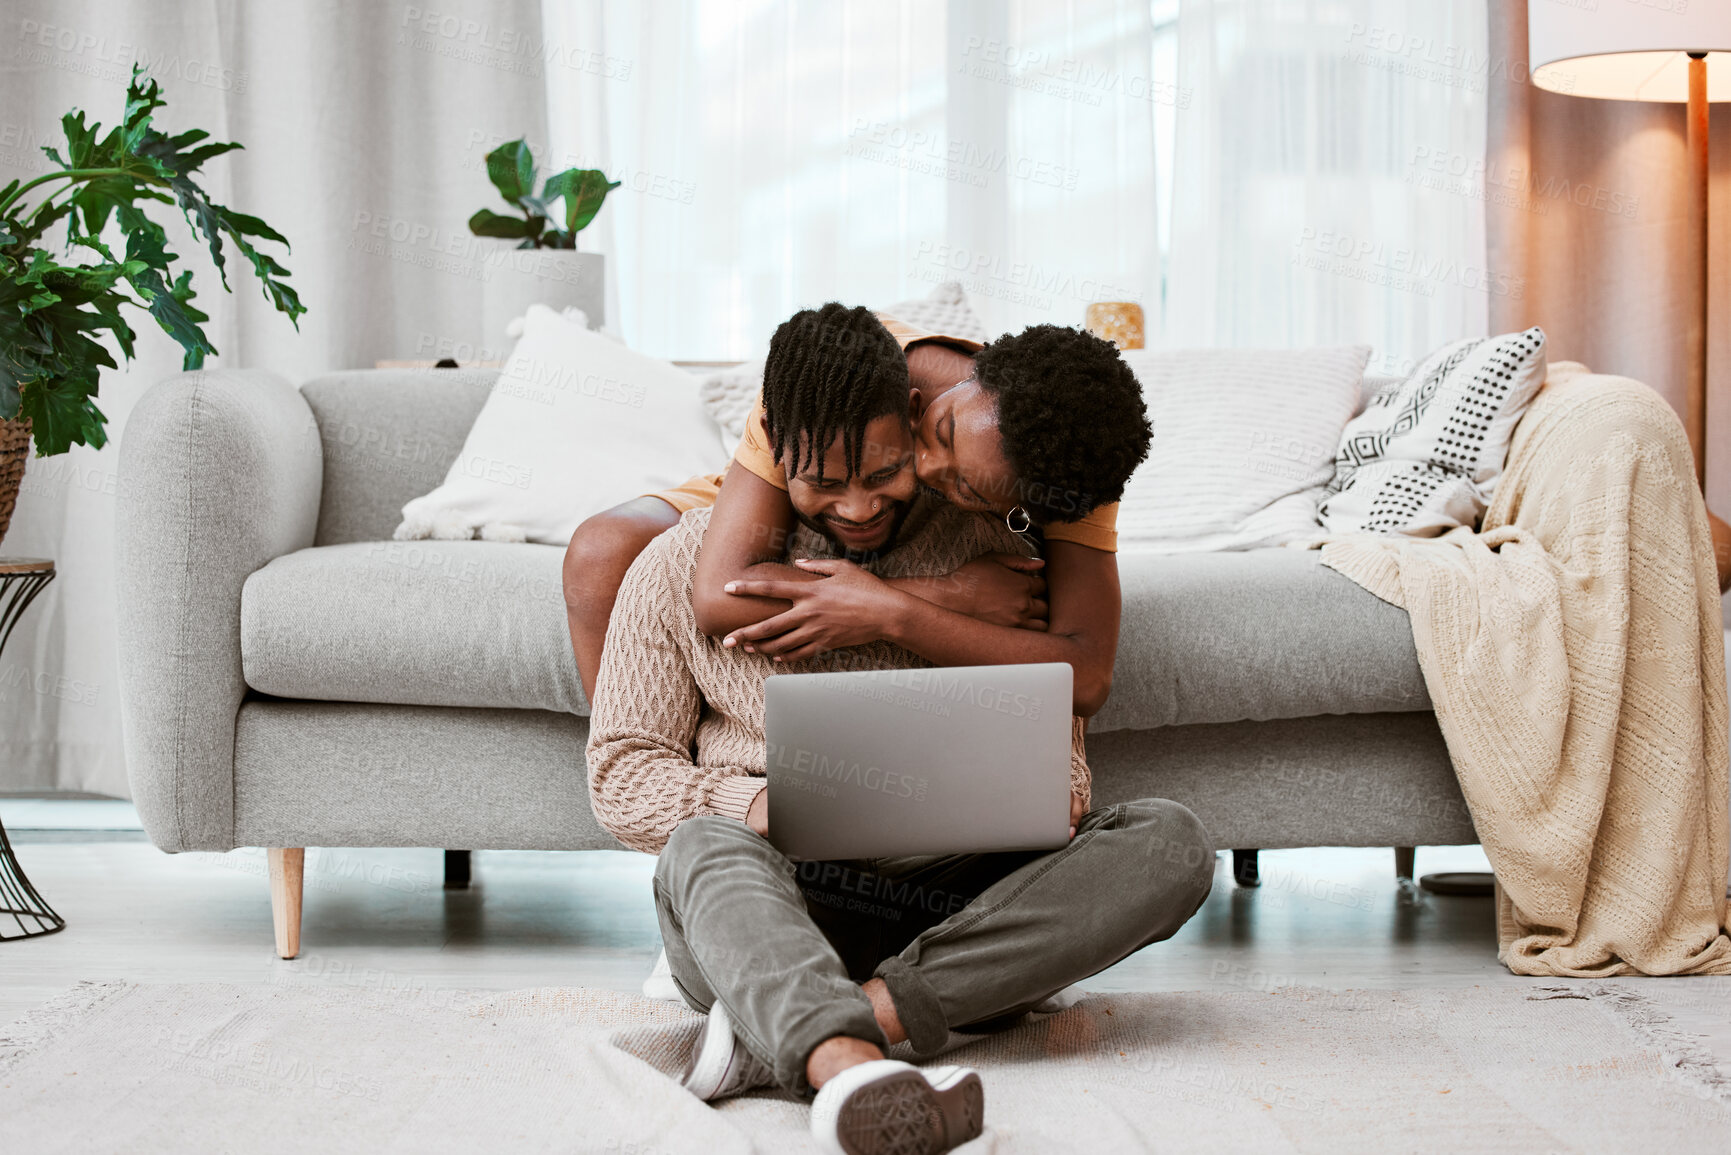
[971,324,1153,524]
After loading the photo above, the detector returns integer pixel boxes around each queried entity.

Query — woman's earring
[1005,505,1033,534]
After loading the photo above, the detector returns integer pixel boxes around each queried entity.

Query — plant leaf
[212,204,289,248]
[19,372,108,456]
[6,196,74,253]
[468,208,538,239]
[58,110,105,171]
[71,175,137,237]
[212,206,303,325]
[0,254,125,447]
[485,139,537,205]
[2,64,302,455]
[560,169,621,235]
[121,67,166,153]
[541,169,578,214]
[156,269,214,369]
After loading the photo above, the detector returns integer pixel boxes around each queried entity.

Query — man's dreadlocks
[761,302,908,482]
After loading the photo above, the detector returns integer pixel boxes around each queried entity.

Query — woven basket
[0,419,31,547]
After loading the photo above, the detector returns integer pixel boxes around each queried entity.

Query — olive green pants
[652,799,1215,1094]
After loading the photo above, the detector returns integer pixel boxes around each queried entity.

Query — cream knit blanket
[1319,362,1731,976]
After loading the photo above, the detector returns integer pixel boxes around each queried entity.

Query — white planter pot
[479,249,605,353]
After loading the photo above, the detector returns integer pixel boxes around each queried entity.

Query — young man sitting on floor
[585,303,1215,1155]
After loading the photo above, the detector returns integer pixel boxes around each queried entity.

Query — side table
[0,559,62,939]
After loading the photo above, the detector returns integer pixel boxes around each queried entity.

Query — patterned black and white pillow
[1318,327,1546,537]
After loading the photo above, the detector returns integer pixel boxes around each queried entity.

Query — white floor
[0,797,145,829]
[2,804,1727,1079]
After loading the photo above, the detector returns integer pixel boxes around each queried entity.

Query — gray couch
[115,367,1475,958]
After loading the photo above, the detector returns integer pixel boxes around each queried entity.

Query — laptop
[764,662,1073,861]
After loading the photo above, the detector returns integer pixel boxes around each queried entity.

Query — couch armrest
[116,369,322,851]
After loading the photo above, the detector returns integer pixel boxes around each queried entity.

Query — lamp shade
[1529,5,1731,101]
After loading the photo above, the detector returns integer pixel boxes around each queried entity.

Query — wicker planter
[0,419,30,547]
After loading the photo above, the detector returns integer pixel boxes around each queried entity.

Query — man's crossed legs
[654,798,1215,1104]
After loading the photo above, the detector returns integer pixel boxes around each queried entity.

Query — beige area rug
[3,979,1729,1153]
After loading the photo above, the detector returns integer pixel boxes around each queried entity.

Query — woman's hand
[746,787,769,836]
[722,558,907,661]
[1069,791,1087,840]
[937,553,1048,629]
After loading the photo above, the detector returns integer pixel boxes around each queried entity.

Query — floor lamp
[1528,6,1731,583]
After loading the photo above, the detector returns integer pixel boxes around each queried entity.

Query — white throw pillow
[695,283,989,447]
[1318,328,1547,537]
[1115,346,1371,553]
[395,305,730,546]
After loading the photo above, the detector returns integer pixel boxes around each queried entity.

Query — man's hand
[1070,791,1087,840]
[722,558,907,661]
[934,553,1048,629]
[747,787,769,836]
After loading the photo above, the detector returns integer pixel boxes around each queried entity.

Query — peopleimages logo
[495,353,648,409]
[14,19,250,92]
[813,666,1044,719]
[453,451,532,490]
[886,667,1043,719]
[911,240,1140,308]
[847,118,1082,191]
[768,742,929,803]
[1291,227,1525,300]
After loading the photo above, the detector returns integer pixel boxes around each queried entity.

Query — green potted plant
[469,139,618,345]
[0,66,303,544]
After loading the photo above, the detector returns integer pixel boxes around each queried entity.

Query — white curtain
[0,0,547,795]
[1166,0,1490,372]
[0,0,1487,796]
[542,0,1162,356]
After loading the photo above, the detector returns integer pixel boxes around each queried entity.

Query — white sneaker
[809,1059,984,1155]
[679,999,777,1101]
[1030,985,1084,1015]
[922,1066,986,1149]
[642,949,682,1002]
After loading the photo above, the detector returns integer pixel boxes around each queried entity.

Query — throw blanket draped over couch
[1320,363,1731,977]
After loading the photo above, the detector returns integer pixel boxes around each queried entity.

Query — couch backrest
[301,366,1407,544]
[302,368,495,544]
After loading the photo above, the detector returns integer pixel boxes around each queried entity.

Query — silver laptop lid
[764,662,1072,861]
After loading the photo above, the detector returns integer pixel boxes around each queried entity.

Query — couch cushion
[1090,548,1429,733]
[241,541,1422,731]
[241,540,585,715]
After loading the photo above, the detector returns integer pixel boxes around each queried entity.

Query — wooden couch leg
[1394,846,1416,882]
[268,848,304,959]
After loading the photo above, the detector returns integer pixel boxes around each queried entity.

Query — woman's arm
[691,465,815,638]
[691,465,1051,637]
[721,539,1122,717]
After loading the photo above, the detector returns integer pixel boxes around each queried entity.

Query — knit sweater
[586,500,1092,853]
